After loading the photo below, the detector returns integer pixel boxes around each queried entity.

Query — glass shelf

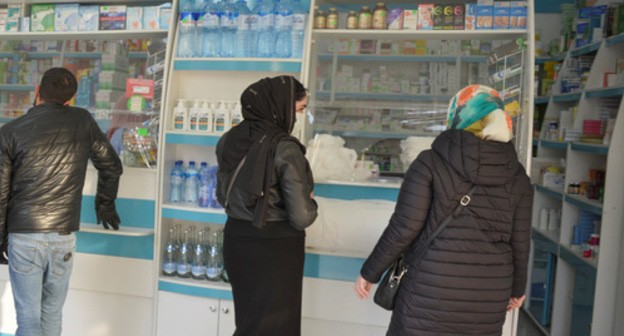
[570,142,609,155]
[560,244,598,270]
[165,132,221,146]
[173,58,302,72]
[569,40,602,57]
[158,278,233,299]
[584,86,624,99]
[532,228,560,251]
[564,194,603,216]
[312,29,527,40]
[534,96,550,104]
[605,32,624,47]
[552,91,582,103]
[540,140,568,150]
[161,204,227,224]
[80,223,154,237]
[535,184,564,200]
[0,29,168,41]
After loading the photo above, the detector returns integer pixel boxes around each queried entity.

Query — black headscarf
[218,76,305,228]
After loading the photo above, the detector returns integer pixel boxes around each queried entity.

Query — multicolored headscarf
[447,85,513,142]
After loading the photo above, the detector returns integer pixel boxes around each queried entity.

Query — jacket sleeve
[275,140,318,230]
[510,186,533,297]
[0,132,12,241]
[89,118,123,206]
[360,152,433,283]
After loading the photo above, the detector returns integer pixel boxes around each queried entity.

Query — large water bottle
[274,0,293,58]
[162,227,178,276]
[219,0,238,57]
[178,0,197,57]
[234,0,252,57]
[248,2,259,57]
[201,0,222,57]
[198,162,211,208]
[255,0,275,58]
[184,161,199,203]
[191,230,207,279]
[206,231,224,281]
[177,229,192,278]
[290,0,306,58]
[170,160,185,202]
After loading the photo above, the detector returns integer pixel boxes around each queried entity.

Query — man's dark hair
[293,78,307,101]
[38,67,78,104]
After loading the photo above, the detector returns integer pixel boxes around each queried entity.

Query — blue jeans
[8,232,76,336]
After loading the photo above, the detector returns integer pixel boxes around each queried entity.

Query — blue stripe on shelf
[76,233,154,259]
[173,59,301,72]
[304,253,365,282]
[81,196,155,229]
[534,96,550,104]
[535,57,549,64]
[552,92,581,102]
[536,1,574,13]
[461,56,487,63]
[569,41,602,57]
[559,247,597,276]
[0,84,35,92]
[314,183,399,201]
[535,185,563,200]
[532,230,559,254]
[162,208,227,224]
[0,333,15,336]
[158,280,234,300]
[606,32,624,47]
[564,195,602,216]
[540,140,568,150]
[571,142,609,155]
[165,133,220,146]
[584,86,624,98]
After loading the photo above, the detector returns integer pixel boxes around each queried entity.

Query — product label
[190,116,198,130]
[358,13,372,29]
[202,12,219,28]
[179,12,196,27]
[258,13,274,29]
[198,116,209,130]
[174,115,184,129]
[215,117,225,131]
[221,12,238,28]
[275,14,293,29]
[237,14,250,30]
[372,11,387,29]
[292,14,306,30]
[249,15,259,30]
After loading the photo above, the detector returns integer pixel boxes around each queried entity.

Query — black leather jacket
[0,103,122,237]
[216,135,318,230]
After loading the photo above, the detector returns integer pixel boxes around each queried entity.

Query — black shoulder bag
[373,184,477,310]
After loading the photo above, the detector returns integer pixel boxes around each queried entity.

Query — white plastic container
[198,100,214,133]
[213,101,232,134]
[172,99,188,130]
[230,102,243,128]
[188,99,201,131]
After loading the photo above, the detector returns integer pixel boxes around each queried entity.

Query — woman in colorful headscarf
[355,85,533,335]
[216,76,318,336]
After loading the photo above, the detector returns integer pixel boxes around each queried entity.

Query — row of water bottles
[177,0,307,58]
[162,225,225,281]
[172,99,242,134]
[170,160,222,209]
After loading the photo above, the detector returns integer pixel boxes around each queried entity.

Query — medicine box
[159,5,172,30]
[31,4,55,32]
[417,4,434,30]
[493,1,510,30]
[55,4,79,32]
[143,6,159,30]
[79,5,99,31]
[476,0,493,30]
[126,7,143,30]
[100,5,127,30]
[510,1,527,28]
[465,4,476,30]
[403,9,418,30]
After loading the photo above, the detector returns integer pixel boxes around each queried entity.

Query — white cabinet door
[156,291,219,336]
[218,299,236,336]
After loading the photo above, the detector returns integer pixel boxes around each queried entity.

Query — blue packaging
[476,0,493,30]
[79,5,99,31]
[55,4,79,32]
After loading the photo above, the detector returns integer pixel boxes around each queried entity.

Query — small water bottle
[170,161,185,203]
[162,227,178,276]
[255,0,275,58]
[198,162,211,208]
[176,229,192,278]
[206,231,224,281]
[191,229,208,279]
[201,0,222,57]
[220,0,239,57]
[178,0,197,57]
[234,0,252,57]
[290,0,307,58]
[184,161,199,203]
[274,0,293,58]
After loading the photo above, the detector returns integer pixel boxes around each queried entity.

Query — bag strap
[224,155,247,209]
[420,184,478,249]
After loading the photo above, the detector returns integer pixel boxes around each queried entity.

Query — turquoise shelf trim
[0,333,15,336]
[535,57,549,64]
[158,281,234,300]
[569,41,602,57]
[571,142,609,155]
[173,59,301,72]
[0,84,34,92]
[606,32,624,47]
[316,91,452,102]
[584,86,624,98]
[165,133,220,146]
[532,230,559,254]
[0,117,16,124]
[461,56,488,63]
[317,54,457,62]
[552,92,582,102]
[535,185,564,200]
[304,253,365,282]
[162,207,227,224]
[81,196,155,229]
[76,233,154,259]
[540,140,568,150]
[564,195,602,216]
[314,129,418,140]
[314,182,399,201]
[560,247,597,276]
[532,139,539,146]
[0,51,148,59]
[551,53,566,62]
[534,96,550,104]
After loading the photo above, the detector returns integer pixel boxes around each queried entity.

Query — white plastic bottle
[230,102,243,128]
[173,99,188,130]
[188,99,201,131]
[198,100,214,133]
[214,101,232,134]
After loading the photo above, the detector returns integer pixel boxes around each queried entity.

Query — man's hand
[507,295,526,311]
[96,202,121,230]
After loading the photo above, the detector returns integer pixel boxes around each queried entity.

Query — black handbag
[373,185,477,310]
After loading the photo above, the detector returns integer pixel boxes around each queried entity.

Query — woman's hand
[507,295,526,311]
[354,275,373,299]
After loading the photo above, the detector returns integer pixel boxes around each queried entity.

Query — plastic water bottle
[274,0,293,58]
[208,165,222,208]
[178,0,197,57]
[234,0,252,57]
[248,3,259,57]
[176,229,192,278]
[184,161,199,203]
[162,227,178,276]
[206,231,224,281]
[198,162,211,208]
[191,230,207,279]
[201,0,221,57]
[219,0,238,57]
[170,161,185,202]
[255,0,275,57]
[290,0,306,58]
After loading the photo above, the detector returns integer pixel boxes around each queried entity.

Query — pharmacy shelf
[534,96,550,104]
[535,184,564,201]
[80,223,154,237]
[570,142,609,155]
[0,84,35,92]
[164,132,221,146]
[312,29,528,40]
[532,228,560,250]
[559,244,598,271]
[564,194,603,216]
[605,32,624,47]
[158,277,233,299]
[161,204,227,224]
[316,54,488,63]
[569,40,602,58]
[314,128,437,140]
[540,140,568,150]
[584,86,624,99]
[316,91,452,102]
[173,58,302,72]
[552,91,582,103]
[0,29,168,41]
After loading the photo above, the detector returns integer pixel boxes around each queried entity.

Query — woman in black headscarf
[216,76,318,336]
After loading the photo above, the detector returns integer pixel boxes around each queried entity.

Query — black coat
[361,129,533,336]
[0,103,122,237]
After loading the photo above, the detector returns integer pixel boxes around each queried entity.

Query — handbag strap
[224,155,247,209]
[420,184,478,250]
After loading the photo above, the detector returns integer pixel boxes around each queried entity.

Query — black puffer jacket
[361,129,533,336]
[216,134,318,231]
[0,103,122,238]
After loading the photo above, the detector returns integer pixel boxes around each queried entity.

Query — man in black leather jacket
[0,67,122,336]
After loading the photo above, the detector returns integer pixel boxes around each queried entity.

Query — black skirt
[223,219,305,336]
